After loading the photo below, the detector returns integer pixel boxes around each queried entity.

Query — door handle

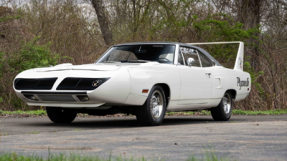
[206,73,211,78]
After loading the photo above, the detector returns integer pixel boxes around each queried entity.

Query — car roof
[113,42,222,66]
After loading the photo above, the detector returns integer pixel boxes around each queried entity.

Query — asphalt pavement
[0,115,287,160]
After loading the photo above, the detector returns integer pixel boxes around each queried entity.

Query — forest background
[0,0,286,111]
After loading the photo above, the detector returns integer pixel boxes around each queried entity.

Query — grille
[14,78,57,90]
[57,77,109,90]
[38,95,76,102]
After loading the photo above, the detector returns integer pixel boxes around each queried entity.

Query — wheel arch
[226,89,237,99]
[154,83,170,107]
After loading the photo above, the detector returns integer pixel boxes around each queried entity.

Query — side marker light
[142,89,149,93]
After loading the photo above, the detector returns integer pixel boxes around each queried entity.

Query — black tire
[211,92,233,121]
[135,85,167,126]
[46,107,77,123]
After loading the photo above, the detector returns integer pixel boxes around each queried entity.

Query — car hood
[33,62,160,72]
[34,63,121,72]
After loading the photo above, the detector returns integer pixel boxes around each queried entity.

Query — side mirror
[211,60,216,66]
[186,58,195,67]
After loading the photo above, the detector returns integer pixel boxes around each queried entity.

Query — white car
[13,42,251,126]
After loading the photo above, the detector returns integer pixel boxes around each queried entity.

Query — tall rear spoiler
[187,41,244,71]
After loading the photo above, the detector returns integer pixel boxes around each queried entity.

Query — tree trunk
[132,0,136,39]
[238,0,261,71]
[238,0,261,30]
[91,0,113,45]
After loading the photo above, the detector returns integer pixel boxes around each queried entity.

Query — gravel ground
[0,115,287,160]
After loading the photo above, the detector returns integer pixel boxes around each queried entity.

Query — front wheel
[211,92,233,121]
[46,107,77,123]
[135,85,167,126]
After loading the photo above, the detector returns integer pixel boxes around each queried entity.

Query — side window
[177,50,184,65]
[198,51,213,67]
[180,47,201,67]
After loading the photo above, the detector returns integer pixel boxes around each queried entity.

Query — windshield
[97,45,175,64]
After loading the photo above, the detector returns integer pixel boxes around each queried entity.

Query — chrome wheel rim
[223,93,231,114]
[150,90,164,120]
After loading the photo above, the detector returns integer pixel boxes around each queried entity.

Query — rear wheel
[135,85,166,126]
[46,107,77,123]
[211,92,232,121]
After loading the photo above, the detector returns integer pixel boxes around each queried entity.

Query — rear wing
[186,41,244,71]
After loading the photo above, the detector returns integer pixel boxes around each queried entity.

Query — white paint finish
[128,64,181,102]
[177,66,212,105]
[210,68,250,106]
[173,44,180,65]
[34,63,120,72]
[14,65,131,107]
[13,42,251,112]
[86,69,131,104]
[235,93,249,101]
[124,93,147,105]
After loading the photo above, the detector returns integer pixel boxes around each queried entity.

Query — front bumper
[14,69,132,108]
[17,91,106,108]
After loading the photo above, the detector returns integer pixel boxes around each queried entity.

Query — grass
[0,151,234,161]
[0,109,287,117]
[28,131,39,134]
[0,132,8,136]
[0,109,46,116]
[167,109,287,116]
[186,149,232,161]
[231,109,287,115]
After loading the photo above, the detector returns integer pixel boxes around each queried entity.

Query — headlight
[14,78,58,90]
[57,78,110,90]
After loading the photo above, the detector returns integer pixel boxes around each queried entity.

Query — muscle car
[13,42,251,125]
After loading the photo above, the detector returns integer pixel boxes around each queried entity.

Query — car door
[177,46,213,105]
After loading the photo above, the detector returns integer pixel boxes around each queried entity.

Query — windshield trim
[95,44,176,64]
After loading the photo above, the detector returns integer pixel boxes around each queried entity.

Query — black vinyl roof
[113,42,222,66]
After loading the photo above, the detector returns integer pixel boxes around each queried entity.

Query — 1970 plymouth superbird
[13,41,250,126]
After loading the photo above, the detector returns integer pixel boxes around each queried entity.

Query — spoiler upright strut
[187,41,244,71]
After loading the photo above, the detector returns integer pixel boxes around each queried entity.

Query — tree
[237,0,261,71]
[211,0,262,70]
[91,0,113,45]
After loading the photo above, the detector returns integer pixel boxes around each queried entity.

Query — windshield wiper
[104,60,154,63]
[104,61,121,63]
[123,60,153,63]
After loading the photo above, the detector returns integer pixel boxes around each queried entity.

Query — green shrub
[9,37,61,73]
[0,37,70,110]
[193,16,260,68]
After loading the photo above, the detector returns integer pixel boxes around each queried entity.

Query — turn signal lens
[142,89,149,93]
[77,95,90,102]
[23,94,38,101]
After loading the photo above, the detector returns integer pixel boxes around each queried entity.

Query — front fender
[89,69,131,104]
[126,65,180,105]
